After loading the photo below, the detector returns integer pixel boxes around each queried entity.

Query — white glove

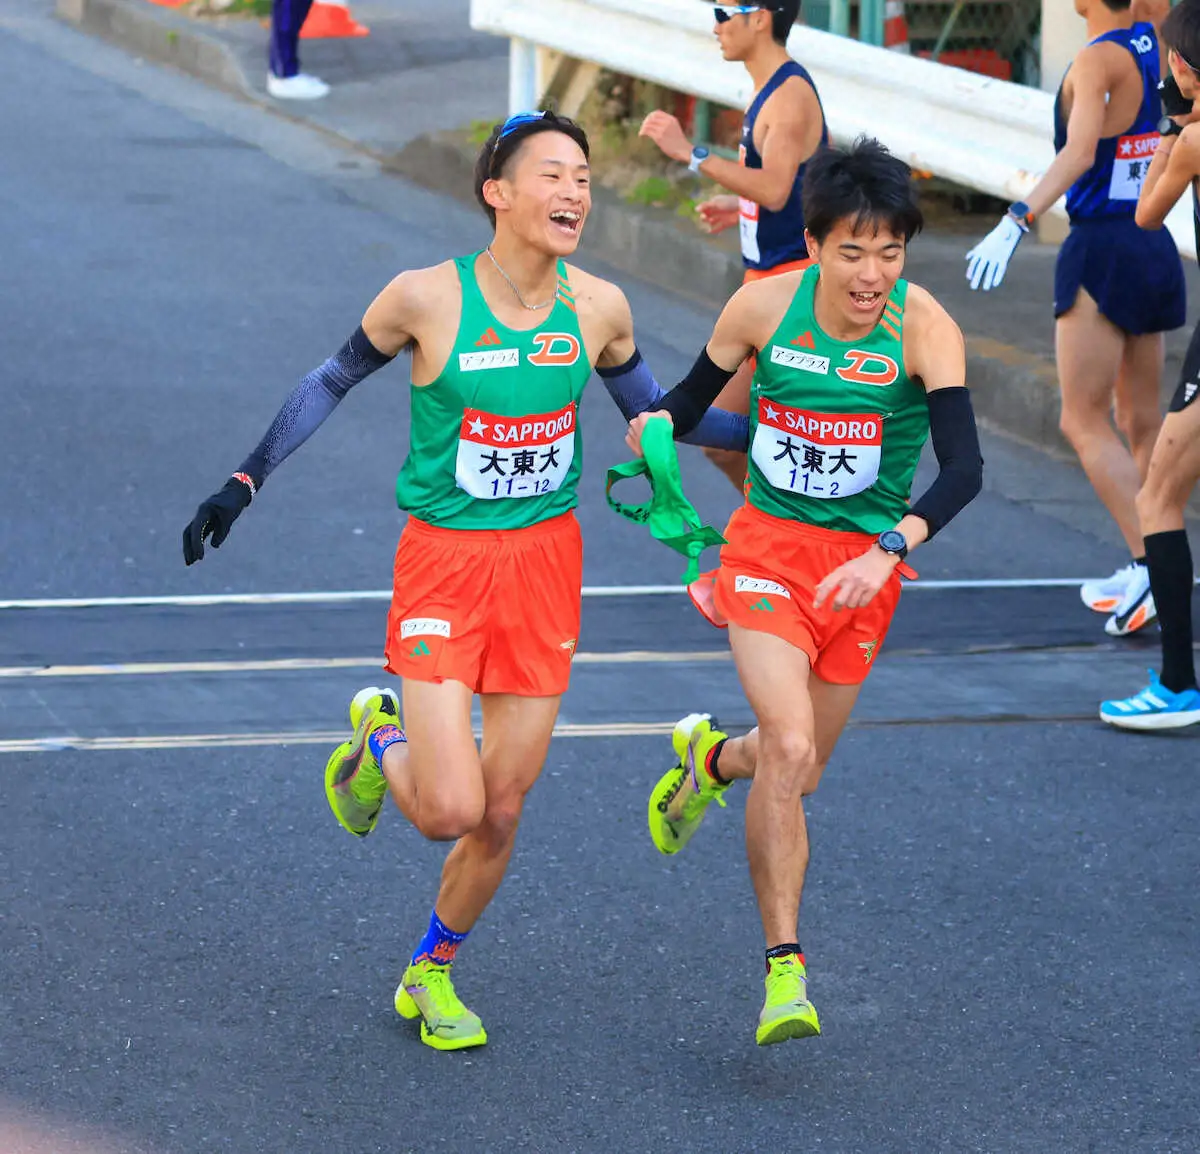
[965,215,1027,292]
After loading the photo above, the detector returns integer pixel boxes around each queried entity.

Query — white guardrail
[469,0,1195,258]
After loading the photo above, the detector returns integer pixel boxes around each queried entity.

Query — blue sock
[368,723,406,767]
[411,911,469,967]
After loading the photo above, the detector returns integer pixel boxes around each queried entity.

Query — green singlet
[747,266,930,534]
[395,253,592,531]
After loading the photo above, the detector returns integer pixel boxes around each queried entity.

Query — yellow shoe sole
[755,1007,822,1046]
[647,765,690,855]
[394,985,488,1051]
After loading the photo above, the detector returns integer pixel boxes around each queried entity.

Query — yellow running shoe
[648,713,731,855]
[395,960,488,1051]
[324,686,402,838]
[756,953,821,1046]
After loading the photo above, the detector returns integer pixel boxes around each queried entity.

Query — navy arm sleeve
[597,348,749,452]
[238,326,394,489]
[908,387,984,538]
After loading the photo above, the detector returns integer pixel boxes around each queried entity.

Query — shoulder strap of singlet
[747,60,807,122]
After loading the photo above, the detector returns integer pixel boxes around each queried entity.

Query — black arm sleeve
[597,348,749,451]
[238,326,394,489]
[655,347,738,439]
[908,387,984,538]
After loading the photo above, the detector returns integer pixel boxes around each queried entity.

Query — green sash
[605,417,726,585]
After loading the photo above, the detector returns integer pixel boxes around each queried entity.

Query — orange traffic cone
[300,0,369,39]
[144,0,190,8]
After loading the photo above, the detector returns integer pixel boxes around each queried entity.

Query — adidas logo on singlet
[1186,382,1199,406]
[790,332,816,349]
[475,328,502,347]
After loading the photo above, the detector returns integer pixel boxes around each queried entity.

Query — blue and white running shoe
[1100,671,1200,731]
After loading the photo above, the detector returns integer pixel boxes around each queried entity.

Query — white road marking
[0,721,679,755]
[0,577,1187,612]
[0,651,730,680]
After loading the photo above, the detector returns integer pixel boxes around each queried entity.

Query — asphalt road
[1,6,1197,1153]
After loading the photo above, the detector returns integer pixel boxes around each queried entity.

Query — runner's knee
[1113,401,1159,453]
[477,794,528,846]
[414,791,486,842]
[758,728,816,782]
[1137,468,1190,524]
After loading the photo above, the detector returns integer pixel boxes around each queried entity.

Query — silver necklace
[486,246,557,311]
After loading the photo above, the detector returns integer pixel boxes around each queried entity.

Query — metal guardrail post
[509,37,539,114]
[827,0,851,37]
[858,0,885,45]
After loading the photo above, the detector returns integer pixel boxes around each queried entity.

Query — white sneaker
[266,72,330,100]
[1104,564,1157,636]
[1080,562,1140,613]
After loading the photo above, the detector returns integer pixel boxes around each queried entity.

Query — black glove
[182,478,253,566]
[1160,72,1194,119]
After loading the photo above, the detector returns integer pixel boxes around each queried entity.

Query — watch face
[1159,116,1179,136]
[879,531,906,555]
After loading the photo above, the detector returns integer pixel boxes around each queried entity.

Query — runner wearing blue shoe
[180,110,748,1050]
[1102,0,1200,731]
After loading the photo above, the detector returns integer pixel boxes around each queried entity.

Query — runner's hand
[813,547,897,612]
[696,196,740,235]
[1160,72,1194,118]
[182,478,253,566]
[626,410,674,457]
[638,111,693,164]
[965,215,1026,292]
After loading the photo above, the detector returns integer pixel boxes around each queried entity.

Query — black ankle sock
[766,943,804,966]
[1134,556,1147,568]
[1144,530,1198,693]
[708,737,730,784]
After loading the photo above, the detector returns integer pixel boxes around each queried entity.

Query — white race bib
[1109,132,1157,200]
[454,402,576,500]
[751,398,882,499]
[739,197,761,265]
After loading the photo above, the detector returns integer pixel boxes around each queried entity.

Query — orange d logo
[529,332,582,367]
[836,350,899,387]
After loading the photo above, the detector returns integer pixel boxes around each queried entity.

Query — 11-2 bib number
[751,397,882,499]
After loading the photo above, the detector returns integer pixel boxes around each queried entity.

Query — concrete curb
[56,0,251,96]
[388,132,1074,460]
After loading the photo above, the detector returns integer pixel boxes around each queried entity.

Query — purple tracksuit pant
[269,0,315,79]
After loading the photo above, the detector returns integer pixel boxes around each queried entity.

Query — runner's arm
[639,85,816,212]
[181,275,418,566]
[902,294,983,546]
[625,287,760,454]
[1136,123,1200,228]
[593,284,749,450]
[1022,51,1109,220]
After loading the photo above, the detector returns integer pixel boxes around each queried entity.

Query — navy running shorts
[1054,217,1186,335]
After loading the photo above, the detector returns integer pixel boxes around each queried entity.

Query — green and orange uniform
[694,266,929,683]
[386,254,591,696]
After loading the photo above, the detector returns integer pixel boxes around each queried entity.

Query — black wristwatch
[876,530,908,561]
[1158,115,1184,138]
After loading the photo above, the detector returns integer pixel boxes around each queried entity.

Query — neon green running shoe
[324,686,402,838]
[648,713,732,855]
[756,953,821,1046]
[395,960,488,1051]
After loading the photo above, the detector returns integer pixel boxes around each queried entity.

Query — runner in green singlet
[180,111,745,1052]
[627,138,985,1047]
